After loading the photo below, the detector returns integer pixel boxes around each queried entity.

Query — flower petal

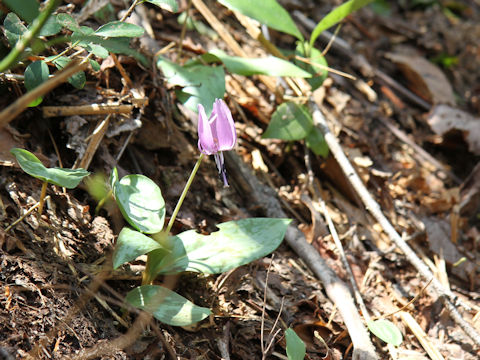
[213,99,236,151]
[197,104,217,155]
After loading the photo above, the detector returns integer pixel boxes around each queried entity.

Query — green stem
[37,181,48,215]
[165,153,205,234]
[0,0,60,72]
[95,189,112,215]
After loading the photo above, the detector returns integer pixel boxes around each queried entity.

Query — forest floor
[0,0,479,359]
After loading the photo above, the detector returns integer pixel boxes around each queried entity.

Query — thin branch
[309,102,480,348]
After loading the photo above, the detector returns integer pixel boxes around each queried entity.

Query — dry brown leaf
[386,52,455,105]
[427,105,480,155]
[423,217,475,282]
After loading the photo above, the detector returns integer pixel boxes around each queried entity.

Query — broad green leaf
[95,21,145,38]
[204,49,311,78]
[310,0,374,48]
[24,60,49,107]
[219,0,303,40]
[148,218,290,276]
[24,60,49,91]
[263,102,313,140]
[38,16,62,36]
[126,285,211,326]
[285,328,306,360]
[113,174,165,234]
[144,0,179,12]
[157,57,225,115]
[112,227,163,269]
[3,0,39,23]
[295,42,328,90]
[306,127,328,157]
[56,13,80,32]
[367,319,403,346]
[10,148,90,188]
[48,56,85,89]
[4,13,28,47]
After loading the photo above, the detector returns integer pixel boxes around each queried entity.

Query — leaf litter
[0,1,479,359]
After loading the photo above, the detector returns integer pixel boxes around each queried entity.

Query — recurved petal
[197,104,217,155]
[213,99,236,151]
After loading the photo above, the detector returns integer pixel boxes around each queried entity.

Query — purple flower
[198,99,237,186]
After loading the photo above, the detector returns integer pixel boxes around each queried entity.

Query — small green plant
[367,319,403,346]
[285,328,306,360]
[10,148,90,214]
[0,0,178,105]
[109,99,290,326]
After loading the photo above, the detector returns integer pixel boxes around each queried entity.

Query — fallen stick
[42,104,133,118]
[225,151,379,360]
[309,102,480,348]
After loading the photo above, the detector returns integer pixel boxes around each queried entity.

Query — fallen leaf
[427,105,480,155]
[386,52,455,105]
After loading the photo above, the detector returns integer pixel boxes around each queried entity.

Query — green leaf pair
[110,168,290,326]
[113,218,290,275]
[262,102,328,157]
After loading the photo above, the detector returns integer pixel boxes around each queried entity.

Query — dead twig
[225,151,379,360]
[309,102,480,348]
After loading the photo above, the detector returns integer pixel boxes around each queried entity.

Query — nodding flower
[197,99,237,187]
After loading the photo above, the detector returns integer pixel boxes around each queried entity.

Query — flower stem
[165,153,204,234]
[37,181,48,215]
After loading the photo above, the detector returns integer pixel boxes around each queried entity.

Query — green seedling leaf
[125,285,211,326]
[3,0,39,23]
[148,218,290,276]
[310,0,374,48]
[367,319,403,346]
[219,0,303,40]
[113,174,165,234]
[38,16,62,36]
[10,148,90,188]
[47,56,85,89]
[89,59,101,71]
[144,0,179,12]
[295,42,328,90]
[4,13,28,47]
[285,328,306,360]
[56,13,80,32]
[112,227,164,269]
[157,57,225,115]
[306,127,328,157]
[95,21,145,38]
[24,60,49,106]
[204,49,311,78]
[263,102,313,141]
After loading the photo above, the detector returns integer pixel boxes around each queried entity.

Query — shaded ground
[1,1,479,359]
